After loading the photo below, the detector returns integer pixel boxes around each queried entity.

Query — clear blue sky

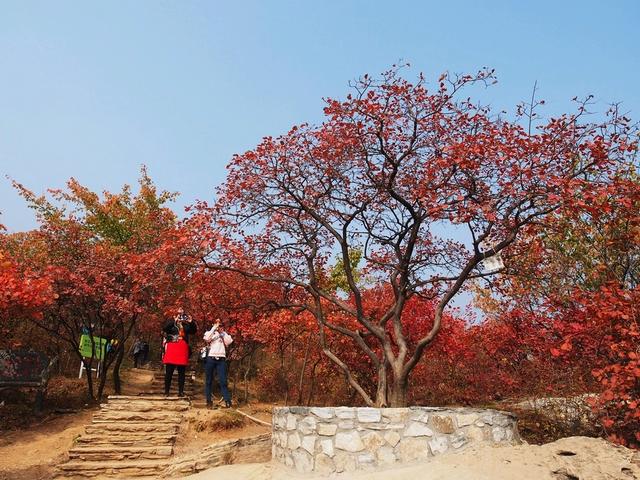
[1,0,638,232]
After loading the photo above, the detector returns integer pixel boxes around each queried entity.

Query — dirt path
[0,409,94,480]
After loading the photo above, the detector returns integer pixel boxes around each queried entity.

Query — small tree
[206,67,635,407]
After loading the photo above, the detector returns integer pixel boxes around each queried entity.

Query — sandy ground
[0,408,94,479]
[184,436,640,480]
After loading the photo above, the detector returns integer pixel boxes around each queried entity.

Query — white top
[203,327,233,357]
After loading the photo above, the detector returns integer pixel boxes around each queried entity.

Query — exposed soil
[0,371,109,479]
[508,406,602,445]
[174,404,272,456]
[0,408,93,480]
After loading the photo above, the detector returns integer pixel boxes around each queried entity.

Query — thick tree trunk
[243,349,255,404]
[296,334,312,405]
[97,359,109,401]
[232,361,239,401]
[374,361,390,407]
[388,378,408,407]
[306,360,319,406]
[82,358,96,401]
[112,345,125,394]
[278,347,290,404]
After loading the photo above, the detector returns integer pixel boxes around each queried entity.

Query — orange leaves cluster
[0,249,53,313]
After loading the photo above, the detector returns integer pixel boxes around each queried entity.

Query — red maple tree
[200,67,635,407]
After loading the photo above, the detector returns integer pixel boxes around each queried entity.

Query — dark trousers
[164,364,186,395]
[204,357,231,404]
[133,352,142,368]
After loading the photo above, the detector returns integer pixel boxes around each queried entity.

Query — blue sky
[1,0,638,232]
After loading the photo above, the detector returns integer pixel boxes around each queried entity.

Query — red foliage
[550,284,640,448]
[0,246,54,348]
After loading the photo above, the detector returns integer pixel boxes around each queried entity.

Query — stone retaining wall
[272,406,520,474]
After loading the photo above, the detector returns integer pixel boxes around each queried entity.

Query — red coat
[162,318,197,366]
[163,339,189,366]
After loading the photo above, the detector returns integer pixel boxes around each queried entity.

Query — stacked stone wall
[272,406,520,474]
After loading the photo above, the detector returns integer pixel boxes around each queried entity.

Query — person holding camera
[162,307,197,397]
[203,318,233,408]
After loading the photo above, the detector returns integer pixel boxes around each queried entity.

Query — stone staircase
[145,367,198,397]
[145,366,217,409]
[56,395,190,478]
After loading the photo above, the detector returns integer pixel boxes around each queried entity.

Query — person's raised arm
[203,319,220,342]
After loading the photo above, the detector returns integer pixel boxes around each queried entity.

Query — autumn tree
[5,168,178,400]
[204,67,636,407]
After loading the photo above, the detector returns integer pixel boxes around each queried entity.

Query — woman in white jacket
[203,318,233,408]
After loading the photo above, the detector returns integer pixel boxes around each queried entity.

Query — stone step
[68,445,173,461]
[100,404,191,412]
[151,376,197,382]
[152,371,197,378]
[101,402,189,413]
[150,380,197,386]
[75,434,177,446]
[147,381,195,386]
[144,390,196,397]
[148,381,196,388]
[150,376,196,381]
[56,387,196,478]
[147,384,196,390]
[150,380,196,385]
[149,379,196,386]
[57,459,171,477]
[85,423,179,435]
[108,395,190,402]
[143,393,196,399]
[191,398,226,409]
[92,411,184,424]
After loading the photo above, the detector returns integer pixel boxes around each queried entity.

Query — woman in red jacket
[162,308,197,396]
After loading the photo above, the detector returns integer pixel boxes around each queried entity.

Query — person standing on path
[162,307,197,397]
[131,337,145,368]
[203,318,233,408]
